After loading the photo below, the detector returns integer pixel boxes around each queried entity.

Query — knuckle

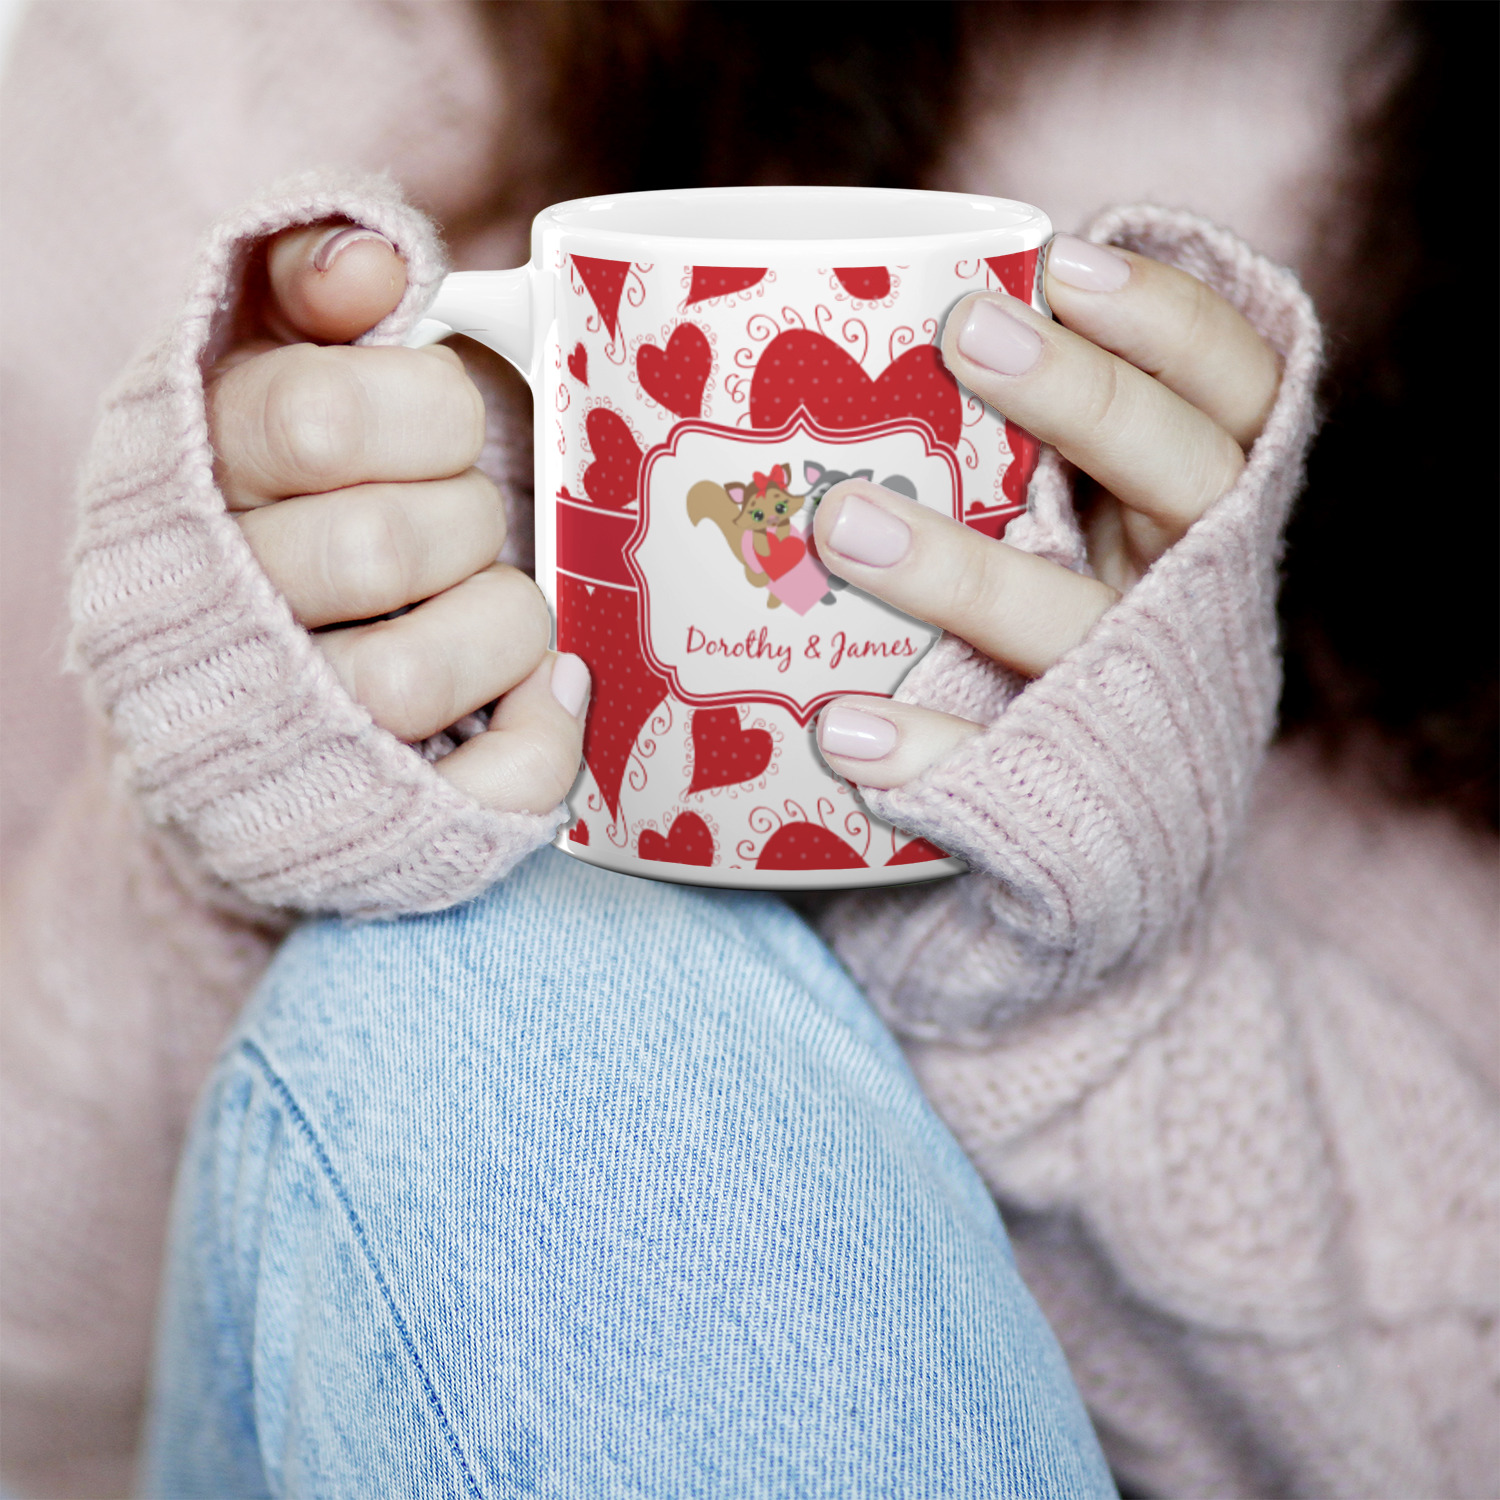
[412,355,486,465]
[1175,425,1246,523]
[1199,426,1247,508]
[494,569,552,655]
[419,342,465,372]
[507,722,581,812]
[945,533,1005,625]
[1081,351,1128,440]
[350,630,443,738]
[469,471,509,555]
[262,349,365,489]
[1172,271,1216,354]
[323,494,416,619]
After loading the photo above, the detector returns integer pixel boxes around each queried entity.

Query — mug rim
[533,185,1050,259]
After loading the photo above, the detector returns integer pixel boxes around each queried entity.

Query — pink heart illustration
[567,341,589,386]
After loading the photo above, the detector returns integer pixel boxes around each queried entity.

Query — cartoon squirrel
[687,463,813,609]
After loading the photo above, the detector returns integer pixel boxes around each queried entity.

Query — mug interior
[540,186,1047,251]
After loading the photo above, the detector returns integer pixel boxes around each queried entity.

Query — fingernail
[1047,233,1131,292]
[819,705,898,761]
[550,653,590,718]
[956,298,1043,377]
[827,493,911,567]
[312,225,395,273]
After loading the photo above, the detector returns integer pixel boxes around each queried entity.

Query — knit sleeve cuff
[856,207,1324,994]
[68,170,563,919]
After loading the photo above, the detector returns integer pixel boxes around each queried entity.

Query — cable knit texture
[68,172,563,921]
[826,209,1322,1037]
[3,8,1496,1499]
[819,212,1499,1498]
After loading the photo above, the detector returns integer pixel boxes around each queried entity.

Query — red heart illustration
[569,820,590,845]
[688,707,773,794]
[636,323,711,418]
[749,331,961,448]
[686,266,767,305]
[886,836,949,866]
[750,531,806,581]
[581,407,643,511]
[556,574,668,819]
[572,255,630,339]
[1001,420,1040,508]
[755,822,867,871]
[984,250,1044,503]
[567,341,589,385]
[984,249,1039,303]
[962,505,1013,542]
[639,812,714,867]
[833,266,891,300]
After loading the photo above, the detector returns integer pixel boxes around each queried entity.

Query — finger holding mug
[209,221,585,817]
[407,187,1061,885]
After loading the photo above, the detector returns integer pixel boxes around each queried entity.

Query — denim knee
[143,848,1115,1499]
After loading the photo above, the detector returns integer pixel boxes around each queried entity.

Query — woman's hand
[812,234,1281,790]
[208,223,589,816]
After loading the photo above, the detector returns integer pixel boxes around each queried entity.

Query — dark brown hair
[488,0,1497,830]
[1277,1,1497,830]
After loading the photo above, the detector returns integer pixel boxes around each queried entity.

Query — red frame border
[623,408,963,725]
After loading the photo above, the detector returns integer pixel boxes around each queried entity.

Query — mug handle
[403,268,534,376]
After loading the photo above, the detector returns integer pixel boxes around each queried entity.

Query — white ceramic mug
[409,186,1052,889]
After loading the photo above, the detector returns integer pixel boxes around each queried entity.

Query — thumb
[262,222,408,345]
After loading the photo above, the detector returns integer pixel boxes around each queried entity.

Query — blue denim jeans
[139,847,1114,1499]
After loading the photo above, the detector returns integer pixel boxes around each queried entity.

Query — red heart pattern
[572,255,631,339]
[636,323,711,418]
[755,822,867,871]
[984,249,1039,302]
[833,266,891,301]
[581,407,643,511]
[749,331,961,448]
[886,836,948,866]
[962,506,1012,542]
[755,531,806,580]
[984,249,1043,508]
[556,574,668,820]
[556,249,1043,879]
[686,266,767,305]
[1001,421,1040,508]
[688,707,773,794]
[639,812,714,867]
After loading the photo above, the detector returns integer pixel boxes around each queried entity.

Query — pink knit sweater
[3,6,1495,1499]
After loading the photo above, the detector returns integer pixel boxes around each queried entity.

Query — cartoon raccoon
[800,462,918,592]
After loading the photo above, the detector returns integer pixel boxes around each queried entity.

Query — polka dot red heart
[748,330,961,448]
[639,812,715,867]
